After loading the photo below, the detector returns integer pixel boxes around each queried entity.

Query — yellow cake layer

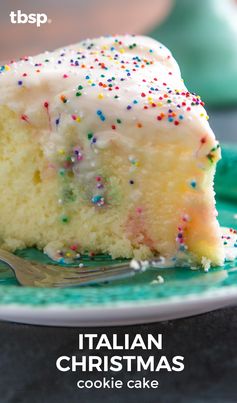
[0,105,223,265]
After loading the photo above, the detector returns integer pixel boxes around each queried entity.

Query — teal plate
[0,145,236,326]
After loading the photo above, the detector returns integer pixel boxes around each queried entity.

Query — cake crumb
[201,256,211,272]
[130,259,149,271]
[151,275,164,285]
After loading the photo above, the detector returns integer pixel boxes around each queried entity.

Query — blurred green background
[150,0,237,107]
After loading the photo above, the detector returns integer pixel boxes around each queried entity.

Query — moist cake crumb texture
[0,35,224,265]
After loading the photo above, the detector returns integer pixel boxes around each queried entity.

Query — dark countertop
[0,307,237,403]
[0,109,236,403]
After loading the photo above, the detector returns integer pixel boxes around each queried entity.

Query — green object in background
[215,143,237,201]
[148,0,237,107]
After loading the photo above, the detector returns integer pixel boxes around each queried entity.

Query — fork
[0,249,161,288]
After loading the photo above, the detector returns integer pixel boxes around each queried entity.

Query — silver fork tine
[32,265,139,287]
[49,263,142,287]
[0,248,129,274]
[55,261,130,276]
[0,248,153,287]
[53,266,138,287]
[60,262,132,277]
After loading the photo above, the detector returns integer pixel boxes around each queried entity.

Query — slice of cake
[0,35,224,266]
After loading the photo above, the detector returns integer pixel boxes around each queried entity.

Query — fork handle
[0,249,25,268]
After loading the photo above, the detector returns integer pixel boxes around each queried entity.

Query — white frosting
[0,34,218,160]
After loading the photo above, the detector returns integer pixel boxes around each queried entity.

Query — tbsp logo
[9,10,51,27]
